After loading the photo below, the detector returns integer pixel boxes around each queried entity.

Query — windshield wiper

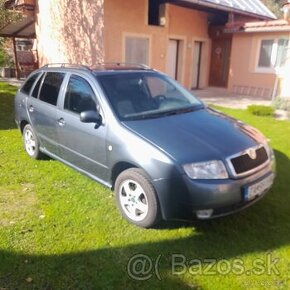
[125,105,203,121]
[154,104,204,118]
[163,106,195,116]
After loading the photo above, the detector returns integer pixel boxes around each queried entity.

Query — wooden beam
[12,37,21,79]
[0,33,34,38]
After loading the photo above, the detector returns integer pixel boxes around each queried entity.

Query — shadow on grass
[0,88,18,130]
[0,150,289,289]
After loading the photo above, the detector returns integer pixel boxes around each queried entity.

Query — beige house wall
[34,0,210,89]
[104,0,211,89]
[167,5,211,88]
[229,32,290,98]
[35,0,104,66]
[29,0,290,98]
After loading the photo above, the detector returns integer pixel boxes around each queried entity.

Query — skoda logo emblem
[247,148,257,160]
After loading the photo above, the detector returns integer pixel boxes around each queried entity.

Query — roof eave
[241,27,290,33]
[170,0,277,20]
[0,16,35,39]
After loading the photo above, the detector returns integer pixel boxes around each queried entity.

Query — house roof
[175,0,277,19]
[243,19,290,32]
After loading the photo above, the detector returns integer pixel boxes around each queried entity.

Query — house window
[276,39,289,67]
[258,40,274,67]
[148,0,165,26]
[258,38,289,70]
[125,36,149,65]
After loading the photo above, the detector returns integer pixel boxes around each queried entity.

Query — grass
[0,81,290,289]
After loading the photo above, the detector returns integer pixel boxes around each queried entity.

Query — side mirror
[80,110,102,126]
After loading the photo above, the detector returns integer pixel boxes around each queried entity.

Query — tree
[0,38,14,67]
[0,0,22,67]
[261,0,284,18]
[0,0,22,28]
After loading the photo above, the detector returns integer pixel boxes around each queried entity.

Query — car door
[27,71,65,155]
[56,74,109,182]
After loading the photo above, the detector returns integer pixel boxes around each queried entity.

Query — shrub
[272,98,290,112]
[247,105,274,117]
[0,38,14,67]
[0,48,12,67]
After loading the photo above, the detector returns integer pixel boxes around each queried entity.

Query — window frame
[30,72,45,99]
[256,36,289,74]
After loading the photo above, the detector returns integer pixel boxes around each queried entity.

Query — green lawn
[0,81,289,289]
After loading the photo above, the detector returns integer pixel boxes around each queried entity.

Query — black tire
[114,168,161,228]
[22,124,44,160]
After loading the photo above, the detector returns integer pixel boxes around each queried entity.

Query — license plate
[244,174,274,201]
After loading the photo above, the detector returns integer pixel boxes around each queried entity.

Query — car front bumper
[152,160,276,221]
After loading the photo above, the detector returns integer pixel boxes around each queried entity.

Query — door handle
[28,105,34,112]
[57,118,65,126]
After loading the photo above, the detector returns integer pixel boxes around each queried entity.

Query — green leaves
[261,0,284,18]
[0,0,22,28]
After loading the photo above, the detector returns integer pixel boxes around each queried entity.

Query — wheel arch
[111,161,138,189]
[20,120,29,134]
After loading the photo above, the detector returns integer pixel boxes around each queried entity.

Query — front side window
[39,72,65,106]
[258,38,289,70]
[21,72,40,95]
[97,72,203,121]
[64,75,97,114]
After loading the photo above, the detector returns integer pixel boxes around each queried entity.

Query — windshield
[97,72,203,121]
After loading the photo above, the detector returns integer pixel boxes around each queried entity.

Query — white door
[192,41,202,89]
[166,39,178,80]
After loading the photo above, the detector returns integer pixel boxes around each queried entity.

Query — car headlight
[263,141,276,172]
[183,160,229,179]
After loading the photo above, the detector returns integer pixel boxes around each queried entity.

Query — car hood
[123,108,266,164]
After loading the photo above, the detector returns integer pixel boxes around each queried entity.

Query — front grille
[230,146,268,175]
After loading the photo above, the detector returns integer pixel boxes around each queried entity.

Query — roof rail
[42,63,91,71]
[95,62,151,70]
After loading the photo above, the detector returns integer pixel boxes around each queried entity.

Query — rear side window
[20,73,40,95]
[39,72,65,106]
[31,73,44,98]
[64,75,97,114]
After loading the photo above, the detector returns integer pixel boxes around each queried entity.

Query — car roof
[37,63,155,76]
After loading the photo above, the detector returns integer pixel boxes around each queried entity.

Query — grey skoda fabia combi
[15,64,276,228]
